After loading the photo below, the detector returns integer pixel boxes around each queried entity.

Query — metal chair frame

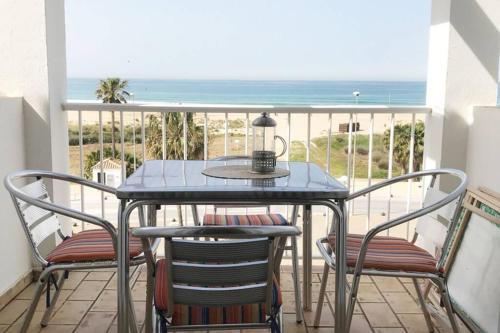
[132,225,301,333]
[4,170,159,333]
[192,155,303,323]
[313,169,467,333]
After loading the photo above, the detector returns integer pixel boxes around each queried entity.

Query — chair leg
[144,264,155,333]
[127,285,139,333]
[20,279,45,333]
[412,278,434,332]
[313,262,329,327]
[291,235,303,323]
[40,271,66,326]
[345,273,362,333]
[439,282,460,333]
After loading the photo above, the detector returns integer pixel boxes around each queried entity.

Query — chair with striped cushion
[132,225,301,333]
[314,169,467,333]
[4,170,158,333]
[196,155,303,323]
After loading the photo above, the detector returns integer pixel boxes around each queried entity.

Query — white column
[424,0,499,187]
[0,0,70,231]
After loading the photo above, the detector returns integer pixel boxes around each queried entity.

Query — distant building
[92,158,122,187]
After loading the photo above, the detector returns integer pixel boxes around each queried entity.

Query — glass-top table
[116,160,349,332]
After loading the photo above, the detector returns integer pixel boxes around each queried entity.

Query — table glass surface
[116,160,349,200]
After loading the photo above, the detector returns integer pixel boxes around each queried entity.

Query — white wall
[466,107,500,191]
[0,97,32,296]
[424,0,499,191]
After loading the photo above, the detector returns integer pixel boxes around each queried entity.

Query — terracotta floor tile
[372,277,406,292]
[361,303,401,328]
[75,312,115,333]
[373,328,406,333]
[350,314,372,333]
[357,283,385,303]
[92,290,117,312]
[85,271,114,281]
[397,314,431,333]
[283,313,307,333]
[131,281,147,302]
[51,300,92,325]
[69,280,107,301]
[0,299,31,325]
[35,289,73,313]
[383,292,422,314]
[0,325,7,333]
[62,272,88,290]
[303,303,334,327]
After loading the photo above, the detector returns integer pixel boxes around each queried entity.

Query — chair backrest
[168,238,273,308]
[414,185,461,256]
[132,225,300,317]
[9,179,64,263]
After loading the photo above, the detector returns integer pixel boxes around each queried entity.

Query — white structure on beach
[92,158,122,187]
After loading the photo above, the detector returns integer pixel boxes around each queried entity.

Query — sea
[68,78,429,106]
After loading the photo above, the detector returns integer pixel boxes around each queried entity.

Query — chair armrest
[316,237,335,268]
[132,225,301,239]
[347,169,465,201]
[349,170,466,275]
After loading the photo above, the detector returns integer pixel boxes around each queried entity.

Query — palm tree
[95,78,130,156]
[145,112,205,225]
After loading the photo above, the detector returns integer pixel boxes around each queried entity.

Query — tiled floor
[0,265,469,333]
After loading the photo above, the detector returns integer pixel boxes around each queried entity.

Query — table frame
[117,198,346,333]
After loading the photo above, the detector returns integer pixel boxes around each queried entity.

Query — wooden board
[444,188,500,333]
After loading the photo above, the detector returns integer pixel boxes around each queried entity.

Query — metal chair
[131,225,301,333]
[4,170,158,333]
[313,169,467,332]
[194,155,303,323]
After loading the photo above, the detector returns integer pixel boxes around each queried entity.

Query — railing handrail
[62,101,431,114]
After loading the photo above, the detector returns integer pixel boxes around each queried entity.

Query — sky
[65,0,431,81]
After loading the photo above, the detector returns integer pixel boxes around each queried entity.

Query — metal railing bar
[141,112,146,162]
[306,113,311,162]
[326,113,332,174]
[120,112,125,183]
[386,113,395,236]
[204,113,208,160]
[98,111,105,219]
[406,113,416,240]
[367,113,374,232]
[132,111,136,170]
[183,111,188,160]
[63,102,432,115]
[78,110,85,231]
[351,113,358,215]
[245,112,249,156]
[162,112,166,160]
[224,112,228,156]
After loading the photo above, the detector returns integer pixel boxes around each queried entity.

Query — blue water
[68,78,430,106]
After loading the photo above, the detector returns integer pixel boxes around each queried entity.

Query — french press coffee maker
[251,112,286,173]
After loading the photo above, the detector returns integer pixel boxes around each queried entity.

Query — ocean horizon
[67,78,500,106]
[68,78,429,106]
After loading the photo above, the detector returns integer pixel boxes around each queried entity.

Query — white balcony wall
[0,0,70,301]
[466,106,500,191]
[425,0,499,190]
[0,97,31,297]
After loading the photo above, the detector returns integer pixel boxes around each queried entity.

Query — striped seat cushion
[154,259,282,325]
[46,229,143,263]
[328,233,438,273]
[203,213,288,226]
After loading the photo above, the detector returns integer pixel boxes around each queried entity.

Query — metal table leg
[302,204,312,311]
[118,200,138,333]
[334,200,347,332]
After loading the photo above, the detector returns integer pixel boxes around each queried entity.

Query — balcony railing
[62,101,431,250]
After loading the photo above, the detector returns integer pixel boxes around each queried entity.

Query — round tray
[202,165,290,179]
